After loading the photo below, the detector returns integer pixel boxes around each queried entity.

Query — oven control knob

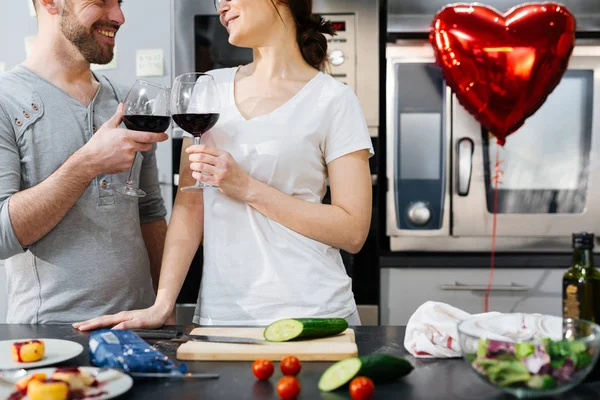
[407,202,431,226]
[329,50,345,66]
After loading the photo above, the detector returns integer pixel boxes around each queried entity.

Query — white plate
[0,339,84,370]
[0,366,133,400]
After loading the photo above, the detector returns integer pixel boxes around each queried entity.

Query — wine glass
[171,73,221,191]
[118,80,171,197]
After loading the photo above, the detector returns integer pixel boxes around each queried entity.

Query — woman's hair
[270,0,336,71]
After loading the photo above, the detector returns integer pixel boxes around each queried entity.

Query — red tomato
[349,376,375,400]
[252,359,274,380]
[276,376,301,400]
[280,355,302,376]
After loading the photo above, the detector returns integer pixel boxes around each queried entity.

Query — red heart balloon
[430,3,576,145]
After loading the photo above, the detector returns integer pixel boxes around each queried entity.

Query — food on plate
[276,376,301,400]
[252,359,275,380]
[11,340,46,363]
[51,367,97,390]
[469,337,595,389]
[349,376,375,400]
[318,354,413,392]
[280,356,302,376]
[27,379,70,400]
[15,373,47,393]
[10,368,101,400]
[264,318,349,342]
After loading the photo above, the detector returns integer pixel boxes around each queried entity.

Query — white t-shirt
[192,67,374,325]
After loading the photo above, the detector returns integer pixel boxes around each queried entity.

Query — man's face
[60,0,125,65]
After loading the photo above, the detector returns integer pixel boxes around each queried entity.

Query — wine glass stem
[126,152,139,187]
[192,136,203,187]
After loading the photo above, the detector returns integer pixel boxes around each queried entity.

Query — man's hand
[79,104,169,176]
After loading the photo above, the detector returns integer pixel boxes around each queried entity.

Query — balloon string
[485,145,503,313]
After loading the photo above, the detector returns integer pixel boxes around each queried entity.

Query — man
[0,0,169,323]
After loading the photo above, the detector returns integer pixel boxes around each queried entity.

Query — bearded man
[0,0,170,323]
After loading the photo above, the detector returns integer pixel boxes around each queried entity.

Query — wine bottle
[563,232,600,323]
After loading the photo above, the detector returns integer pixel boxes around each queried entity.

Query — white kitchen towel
[404,301,562,358]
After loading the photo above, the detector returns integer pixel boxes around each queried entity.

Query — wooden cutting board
[176,327,358,361]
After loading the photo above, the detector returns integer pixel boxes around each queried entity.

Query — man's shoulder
[0,67,41,122]
[96,74,130,102]
[0,67,35,101]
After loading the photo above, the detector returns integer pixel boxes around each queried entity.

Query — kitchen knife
[133,330,266,344]
[129,372,220,379]
[94,367,220,380]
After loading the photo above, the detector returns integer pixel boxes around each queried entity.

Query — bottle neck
[572,248,595,269]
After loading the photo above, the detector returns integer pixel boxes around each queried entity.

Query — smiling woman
[74,0,374,330]
[216,0,334,70]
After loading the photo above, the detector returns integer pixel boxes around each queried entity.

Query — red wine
[172,113,220,137]
[123,115,171,133]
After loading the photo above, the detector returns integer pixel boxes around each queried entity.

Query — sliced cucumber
[264,318,349,342]
[318,354,413,392]
[319,358,363,392]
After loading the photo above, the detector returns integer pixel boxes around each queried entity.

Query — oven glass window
[395,63,445,182]
[195,16,253,72]
[399,113,441,180]
[482,70,593,214]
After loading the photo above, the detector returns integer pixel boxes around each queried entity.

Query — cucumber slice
[264,318,349,342]
[318,354,413,392]
[318,358,362,392]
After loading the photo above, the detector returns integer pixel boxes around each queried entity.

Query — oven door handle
[440,282,530,292]
[457,138,474,196]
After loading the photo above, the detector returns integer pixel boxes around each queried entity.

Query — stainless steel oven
[385,0,600,253]
[170,0,381,323]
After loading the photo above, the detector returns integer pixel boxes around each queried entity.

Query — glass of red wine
[171,73,220,191]
[119,80,171,197]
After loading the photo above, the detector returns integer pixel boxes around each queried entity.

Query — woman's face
[216,0,286,48]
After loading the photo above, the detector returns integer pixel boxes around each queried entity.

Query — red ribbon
[485,145,503,313]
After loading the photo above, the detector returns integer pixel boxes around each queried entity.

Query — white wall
[0,1,174,322]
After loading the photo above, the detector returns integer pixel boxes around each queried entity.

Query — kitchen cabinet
[381,268,563,325]
[0,261,6,323]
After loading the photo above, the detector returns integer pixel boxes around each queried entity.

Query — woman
[74,0,373,330]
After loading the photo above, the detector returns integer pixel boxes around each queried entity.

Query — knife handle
[135,331,183,340]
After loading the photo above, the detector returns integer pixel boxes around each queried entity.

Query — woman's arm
[74,138,204,330]
[189,146,372,254]
[153,140,206,315]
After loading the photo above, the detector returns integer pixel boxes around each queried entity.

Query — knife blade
[129,372,220,379]
[133,330,266,344]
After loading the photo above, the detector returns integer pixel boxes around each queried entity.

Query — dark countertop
[2,324,600,400]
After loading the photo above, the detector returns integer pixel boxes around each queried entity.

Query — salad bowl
[457,313,600,398]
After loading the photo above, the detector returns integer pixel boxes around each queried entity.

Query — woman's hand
[186,144,253,202]
[72,304,171,331]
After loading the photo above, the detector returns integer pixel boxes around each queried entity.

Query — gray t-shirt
[0,66,166,323]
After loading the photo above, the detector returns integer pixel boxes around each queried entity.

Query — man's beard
[60,0,115,65]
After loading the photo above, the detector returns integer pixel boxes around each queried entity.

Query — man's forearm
[141,218,168,293]
[9,150,97,247]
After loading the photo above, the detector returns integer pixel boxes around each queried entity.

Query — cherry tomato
[252,359,274,380]
[349,376,375,400]
[276,376,301,400]
[280,355,302,376]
